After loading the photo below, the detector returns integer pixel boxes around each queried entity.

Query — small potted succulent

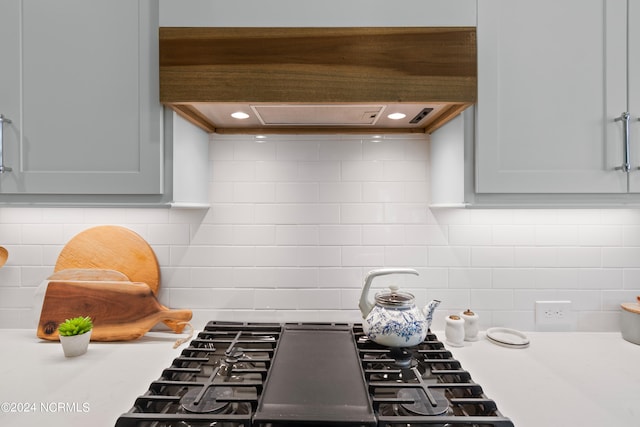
[58,316,93,357]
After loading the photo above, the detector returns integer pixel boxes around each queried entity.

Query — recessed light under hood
[160,27,476,134]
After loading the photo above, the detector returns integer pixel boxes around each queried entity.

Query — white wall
[1,133,639,332]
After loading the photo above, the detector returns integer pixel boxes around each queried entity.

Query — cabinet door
[628,0,640,192]
[476,0,628,193]
[0,0,161,195]
[0,1,20,177]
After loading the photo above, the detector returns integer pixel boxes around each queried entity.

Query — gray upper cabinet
[0,0,163,202]
[476,0,637,195]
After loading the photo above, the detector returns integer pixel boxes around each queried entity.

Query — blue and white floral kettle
[359,268,440,347]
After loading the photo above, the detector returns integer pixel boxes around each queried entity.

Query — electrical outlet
[535,301,573,331]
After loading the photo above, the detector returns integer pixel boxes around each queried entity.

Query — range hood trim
[160,27,476,134]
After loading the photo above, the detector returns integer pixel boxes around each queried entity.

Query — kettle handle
[359,268,419,317]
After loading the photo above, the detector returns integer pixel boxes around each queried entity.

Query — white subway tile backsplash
[384,203,429,224]
[579,225,622,246]
[255,247,300,267]
[622,225,640,246]
[383,161,428,181]
[449,225,492,246]
[319,182,362,203]
[492,268,535,289]
[0,267,21,285]
[254,289,300,309]
[0,224,21,244]
[514,247,559,267]
[602,290,640,310]
[384,246,428,267]
[255,204,340,224]
[556,209,603,225]
[209,182,234,202]
[0,208,43,223]
[403,181,430,203]
[341,204,385,224]
[362,225,405,245]
[603,247,640,267]
[42,208,85,224]
[2,133,640,331]
[448,268,491,289]
[363,139,405,161]
[233,225,276,246]
[404,225,448,246]
[577,311,619,332]
[233,182,276,203]
[578,268,622,290]
[148,224,190,245]
[211,161,256,181]
[342,161,385,181]
[318,225,361,246]
[21,224,63,245]
[276,140,319,161]
[362,182,405,202]
[535,225,579,246]
[207,204,254,224]
[298,161,341,181]
[513,289,557,310]
[428,247,470,267]
[555,247,601,267]
[319,268,363,288]
[255,161,298,181]
[623,269,640,289]
[555,290,601,311]
[318,139,362,161]
[0,287,37,308]
[492,225,535,246]
[190,225,234,245]
[471,247,514,267]
[233,139,276,160]
[296,246,341,267]
[297,289,341,310]
[470,289,514,310]
[276,183,319,203]
[533,268,578,289]
[276,225,319,245]
[342,246,385,266]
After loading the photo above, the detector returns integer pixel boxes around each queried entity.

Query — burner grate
[116,322,513,427]
[356,325,514,427]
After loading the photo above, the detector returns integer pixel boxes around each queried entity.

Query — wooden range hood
[160,27,476,134]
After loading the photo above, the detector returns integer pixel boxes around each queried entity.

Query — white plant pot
[59,330,92,357]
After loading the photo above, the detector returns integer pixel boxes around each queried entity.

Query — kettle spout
[422,299,441,330]
[359,268,419,318]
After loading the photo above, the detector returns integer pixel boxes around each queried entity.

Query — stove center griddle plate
[253,324,377,426]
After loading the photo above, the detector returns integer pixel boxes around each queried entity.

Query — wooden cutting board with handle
[54,225,160,295]
[37,280,192,341]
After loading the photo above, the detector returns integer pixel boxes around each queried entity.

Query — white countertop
[1,328,639,427]
[446,331,640,427]
[0,329,186,427]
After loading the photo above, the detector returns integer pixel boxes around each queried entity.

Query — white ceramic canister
[445,315,465,347]
[620,302,640,345]
[460,309,479,342]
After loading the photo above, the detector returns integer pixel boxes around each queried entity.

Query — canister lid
[621,302,640,314]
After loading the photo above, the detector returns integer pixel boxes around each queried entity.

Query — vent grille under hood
[160,27,476,134]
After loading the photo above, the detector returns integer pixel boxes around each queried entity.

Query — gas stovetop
[115,321,514,427]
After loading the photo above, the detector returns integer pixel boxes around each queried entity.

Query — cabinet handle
[0,114,13,173]
[615,112,631,173]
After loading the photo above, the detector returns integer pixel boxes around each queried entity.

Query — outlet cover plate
[535,300,574,332]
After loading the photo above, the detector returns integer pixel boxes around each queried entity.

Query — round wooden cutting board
[54,225,160,295]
